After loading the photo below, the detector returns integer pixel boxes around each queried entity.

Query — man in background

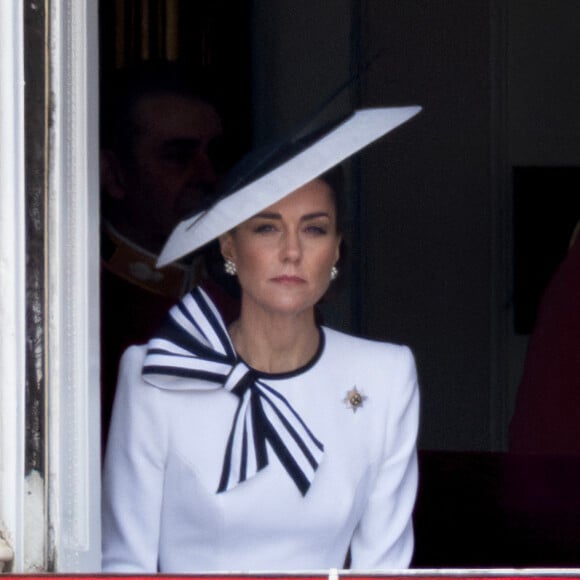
[100,63,237,443]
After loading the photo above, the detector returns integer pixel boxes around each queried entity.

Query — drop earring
[330,266,338,281]
[224,259,237,276]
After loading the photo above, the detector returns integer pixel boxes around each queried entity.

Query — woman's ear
[219,232,235,261]
[334,234,342,265]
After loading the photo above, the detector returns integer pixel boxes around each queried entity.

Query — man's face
[113,93,223,252]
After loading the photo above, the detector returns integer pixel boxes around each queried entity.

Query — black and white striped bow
[142,287,324,496]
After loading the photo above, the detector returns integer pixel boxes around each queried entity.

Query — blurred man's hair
[100,61,225,159]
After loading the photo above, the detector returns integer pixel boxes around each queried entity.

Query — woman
[102,107,420,572]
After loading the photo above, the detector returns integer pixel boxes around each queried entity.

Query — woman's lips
[271,275,305,284]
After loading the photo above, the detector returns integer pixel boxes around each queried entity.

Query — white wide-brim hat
[157,105,421,268]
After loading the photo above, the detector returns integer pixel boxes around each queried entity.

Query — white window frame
[48,0,101,572]
[0,0,26,571]
[0,0,101,572]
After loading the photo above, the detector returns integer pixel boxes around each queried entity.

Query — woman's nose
[280,230,302,262]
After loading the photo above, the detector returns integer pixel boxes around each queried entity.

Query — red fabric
[509,237,580,455]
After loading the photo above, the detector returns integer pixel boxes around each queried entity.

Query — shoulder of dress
[117,344,151,388]
[112,345,168,412]
[120,343,149,367]
[320,327,417,392]
[322,326,413,360]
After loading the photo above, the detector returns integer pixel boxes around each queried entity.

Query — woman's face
[219,178,341,319]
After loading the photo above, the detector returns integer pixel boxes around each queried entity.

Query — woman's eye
[305,225,328,235]
[253,223,277,234]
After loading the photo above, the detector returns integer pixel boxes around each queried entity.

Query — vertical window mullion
[0,0,26,571]
[47,0,101,572]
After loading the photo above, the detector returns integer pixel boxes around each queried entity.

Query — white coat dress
[102,290,420,573]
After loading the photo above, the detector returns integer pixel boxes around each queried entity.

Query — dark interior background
[99,0,580,568]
